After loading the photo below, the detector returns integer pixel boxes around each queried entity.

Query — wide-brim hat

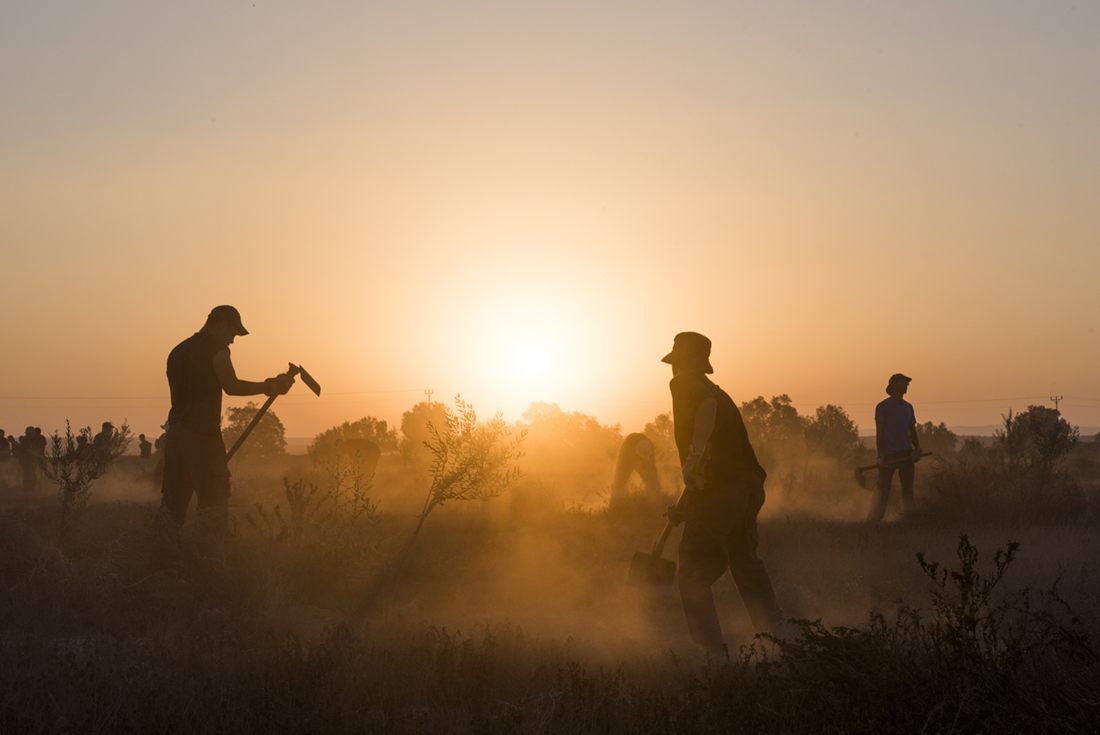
[661,332,714,373]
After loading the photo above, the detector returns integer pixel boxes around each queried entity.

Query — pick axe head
[288,363,322,396]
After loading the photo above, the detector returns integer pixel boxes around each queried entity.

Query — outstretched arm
[212,349,288,397]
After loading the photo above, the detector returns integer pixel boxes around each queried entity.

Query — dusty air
[3,2,1100,732]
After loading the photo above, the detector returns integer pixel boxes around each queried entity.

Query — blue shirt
[875,397,916,454]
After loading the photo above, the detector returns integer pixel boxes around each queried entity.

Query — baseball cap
[208,305,249,336]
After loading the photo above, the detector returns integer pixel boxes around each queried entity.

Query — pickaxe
[854,451,932,489]
[226,363,321,462]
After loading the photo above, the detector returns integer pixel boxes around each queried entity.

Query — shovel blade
[629,551,676,587]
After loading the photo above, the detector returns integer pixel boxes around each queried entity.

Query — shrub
[415,397,526,537]
[308,416,398,464]
[916,420,958,455]
[996,406,1078,478]
[922,454,1092,524]
[804,404,861,463]
[44,421,131,523]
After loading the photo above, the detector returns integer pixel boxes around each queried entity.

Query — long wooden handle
[225,393,278,462]
[651,519,675,557]
[651,485,690,556]
[857,451,933,472]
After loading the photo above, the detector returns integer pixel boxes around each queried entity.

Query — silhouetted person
[17,427,39,493]
[0,429,8,463]
[662,332,782,653]
[93,421,115,463]
[152,429,167,484]
[139,433,153,459]
[611,433,661,502]
[867,373,923,522]
[157,305,292,558]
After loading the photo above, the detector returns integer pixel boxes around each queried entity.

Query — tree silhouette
[414,397,525,536]
[45,421,131,523]
[917,421,958,455]
[996,406,1078,477]
[804,404,861,462]
[222,403,287,460]
[400,401,449,464]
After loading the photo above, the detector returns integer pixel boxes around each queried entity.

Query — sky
[2,1,1099,439]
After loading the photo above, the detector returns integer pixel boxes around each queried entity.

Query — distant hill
[286,437,311,455]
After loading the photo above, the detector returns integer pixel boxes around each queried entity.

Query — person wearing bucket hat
[661,332,714,374]
[867,372,922,522]
[661,332,783,652]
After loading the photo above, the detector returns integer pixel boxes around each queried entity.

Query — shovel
[628,486,688,587]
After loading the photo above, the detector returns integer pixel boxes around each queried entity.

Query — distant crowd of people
[0,426,47,492]
[0,422,163,492]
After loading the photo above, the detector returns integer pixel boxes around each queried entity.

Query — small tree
[917,421,958,455]
[400,401,450,464]
[996,406,1078,478]
[741,395,805,446]
[222,402,287,459]
[45,421,131,521]
[643,412,677,460]
[414,396,525,538]
[960,436,985,455]
[741,394,806,469]
[309,417,398,460]
[804,404,861,462]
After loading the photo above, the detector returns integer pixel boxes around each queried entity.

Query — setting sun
[514,342,549,379]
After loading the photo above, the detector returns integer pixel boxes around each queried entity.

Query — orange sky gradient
[2,2,1099,439]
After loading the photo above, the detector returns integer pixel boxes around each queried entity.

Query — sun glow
[514,342,549,378]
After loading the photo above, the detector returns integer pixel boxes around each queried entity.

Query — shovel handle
[651,485,690,556]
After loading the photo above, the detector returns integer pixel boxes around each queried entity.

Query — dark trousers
[677,478,782,650]
[866,453,915,522]
[161,426,230,524]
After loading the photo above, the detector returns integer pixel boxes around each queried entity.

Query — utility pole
[424,388,434,408]
[1050,395,1063,412]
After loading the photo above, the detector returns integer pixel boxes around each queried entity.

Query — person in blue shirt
[867,373,923,522]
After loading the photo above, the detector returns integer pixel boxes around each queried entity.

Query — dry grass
[0,452,1097,733]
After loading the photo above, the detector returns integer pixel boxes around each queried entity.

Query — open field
[1,450,1098,733]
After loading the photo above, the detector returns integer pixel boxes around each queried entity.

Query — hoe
[226,363,321,461]
[854,451,932,489]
